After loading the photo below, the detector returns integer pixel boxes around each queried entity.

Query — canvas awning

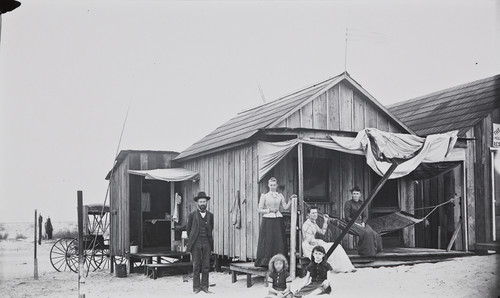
[128,168,199,182]
[258,128,463,181]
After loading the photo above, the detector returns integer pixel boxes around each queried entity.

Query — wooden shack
[173,72,466,263]
[390,74,500,252]
[105,150,199,259]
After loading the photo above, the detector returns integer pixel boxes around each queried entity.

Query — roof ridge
[237,73,344,115]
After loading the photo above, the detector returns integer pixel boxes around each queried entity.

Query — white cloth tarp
[258,128,461,181]
[128,168,199,182]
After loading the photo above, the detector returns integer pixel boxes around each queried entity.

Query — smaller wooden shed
[105,150,199,259]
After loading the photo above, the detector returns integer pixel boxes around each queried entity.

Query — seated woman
[302,206,355,273]
[344,186,383,256]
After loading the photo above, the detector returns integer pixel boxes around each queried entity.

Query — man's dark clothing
[187,210,214,293]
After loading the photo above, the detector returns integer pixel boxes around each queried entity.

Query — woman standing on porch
[255,177,293,267]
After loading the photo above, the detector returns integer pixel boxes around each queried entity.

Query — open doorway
[141,179,171,250]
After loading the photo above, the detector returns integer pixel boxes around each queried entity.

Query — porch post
[297,142,304,258]
[170,182,175,251]
[462,162,469,252]
[290,196,297,279]
[325,161,399,260]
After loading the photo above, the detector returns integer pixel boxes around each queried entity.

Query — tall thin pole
[290,196,297,279]
[78,191,85,298]
[34,209,38,280]
[344,28,348,72]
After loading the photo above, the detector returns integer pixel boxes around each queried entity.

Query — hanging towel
[172,193,182,223]
[230,191,241,229]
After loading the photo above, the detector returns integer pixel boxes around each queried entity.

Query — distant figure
[45,217,53,240]
[38,214,43,244]
[344,186,383,256]
[255,177,293,267]
[186,191,214,294]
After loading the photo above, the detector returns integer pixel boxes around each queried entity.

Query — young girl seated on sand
[265,254,293,298]
[294,245,333,297]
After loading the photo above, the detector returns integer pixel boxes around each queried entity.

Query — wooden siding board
[339,82,353,131]
[465,129,476,249]
[365,103,378,128]
[245,145,253,260]
[223,152,230,256]
[252,144,259,259]
[377,111,390,131]
[301,102,314,129]
[313,93,327,130]
[326,85,340,131]
[234,149,241,258]
[353,92,365,131]
[240,147,248,260]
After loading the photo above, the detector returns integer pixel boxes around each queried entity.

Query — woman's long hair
[268,253,289,275]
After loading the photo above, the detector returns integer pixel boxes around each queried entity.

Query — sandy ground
[0,237,498,297]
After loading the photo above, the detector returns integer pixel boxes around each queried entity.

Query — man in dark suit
[186,191,214,294]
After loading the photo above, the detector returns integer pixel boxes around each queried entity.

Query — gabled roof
[175,72,412,161]
[388,74,500,136]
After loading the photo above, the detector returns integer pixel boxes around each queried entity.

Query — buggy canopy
[128,168,199,182]
[258,128,463,181]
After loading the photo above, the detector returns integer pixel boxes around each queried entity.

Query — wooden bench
[145,262,193,279]
[229,262,268,288]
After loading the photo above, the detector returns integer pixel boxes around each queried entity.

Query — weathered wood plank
[313,93,327,130]
[377,111,389,132]
[353,92,365,131]
[234,149,241,258]
[245,145,253,260]
[240,147,248,260]
[465,129,476,249]
[301,102,314,129]
[339,82,353,132]
[326,85,340,131]
[365,103,377,128]
[252,144,260,259]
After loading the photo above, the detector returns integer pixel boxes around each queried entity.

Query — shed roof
[105,150,179,179]
[388,74,500,136]
[175,72,412,161]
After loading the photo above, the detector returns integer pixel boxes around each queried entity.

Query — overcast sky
[1,0,499,223]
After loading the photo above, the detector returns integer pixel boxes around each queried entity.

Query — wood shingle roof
[388,74,500,136]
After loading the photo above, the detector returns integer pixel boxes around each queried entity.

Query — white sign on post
[493,123,500,147]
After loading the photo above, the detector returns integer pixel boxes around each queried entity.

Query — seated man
[301,206,355,273]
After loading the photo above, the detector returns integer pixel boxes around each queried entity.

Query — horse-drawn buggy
[49,204,110,274]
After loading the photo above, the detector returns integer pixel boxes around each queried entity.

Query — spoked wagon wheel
[65,239,103,273]
[50,237,75,272]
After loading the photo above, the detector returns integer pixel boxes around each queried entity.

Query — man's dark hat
[350,185,361,192]
[194,191,211,201]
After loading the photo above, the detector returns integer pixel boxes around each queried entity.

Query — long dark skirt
[356,224,383,256]
[255,217,287,267]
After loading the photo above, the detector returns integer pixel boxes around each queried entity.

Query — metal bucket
[116,264,127,278]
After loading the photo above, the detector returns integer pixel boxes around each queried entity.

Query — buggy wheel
[49,237,75,272]
[66,239,102,273]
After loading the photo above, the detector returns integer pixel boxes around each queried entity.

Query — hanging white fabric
[257,128,461,181]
